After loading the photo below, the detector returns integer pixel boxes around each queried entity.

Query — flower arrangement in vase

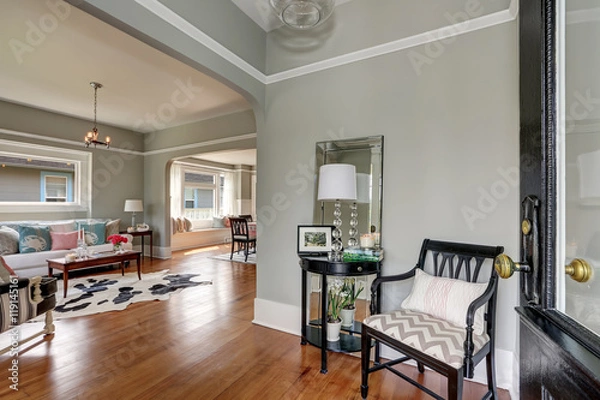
[107,234,128,252]
[339,277,364,327]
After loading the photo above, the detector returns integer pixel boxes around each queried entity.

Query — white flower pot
[327,321,342,341]
[340,308,356,328]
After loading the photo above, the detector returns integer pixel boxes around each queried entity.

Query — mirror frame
[313,136,384,247]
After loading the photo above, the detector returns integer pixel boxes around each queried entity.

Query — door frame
[519,0,600,394]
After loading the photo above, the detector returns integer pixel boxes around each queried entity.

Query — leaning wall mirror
[313,136,384,247]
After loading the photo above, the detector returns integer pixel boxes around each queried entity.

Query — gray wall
[257,21,520,354]
[143,110,256,251]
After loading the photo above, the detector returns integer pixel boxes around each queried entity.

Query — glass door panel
[559,0,600,336]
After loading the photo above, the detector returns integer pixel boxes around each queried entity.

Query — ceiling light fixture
[270,0,335,30]
[84,82,110,148]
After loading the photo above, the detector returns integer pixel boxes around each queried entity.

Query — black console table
[300,256,381,374]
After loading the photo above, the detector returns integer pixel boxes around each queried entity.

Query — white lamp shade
[124,199,143,213]
[317,164,357,201]
[356,173,371,204]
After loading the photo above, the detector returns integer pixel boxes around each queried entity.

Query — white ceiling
[0,0,251,133]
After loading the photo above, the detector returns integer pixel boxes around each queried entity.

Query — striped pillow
[401,269,488,335]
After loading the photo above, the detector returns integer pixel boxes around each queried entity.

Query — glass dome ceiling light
[270,0,335,30]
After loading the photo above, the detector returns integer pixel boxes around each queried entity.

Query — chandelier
[84,82,110,148]
[270,0,335,30]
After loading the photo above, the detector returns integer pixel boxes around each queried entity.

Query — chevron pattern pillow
[401,269,488,335]
[364,309,490,368]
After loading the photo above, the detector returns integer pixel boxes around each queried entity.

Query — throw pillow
[212,216,226,228]
[177,217,185,233]
[0,226,19,255]
[105,219,121,238]
[400,269,488,335]
[18,225,51,253]
[49,220,76,233]
[79,222,107,245]
[183,217,193,232]
[50,231,79,251]
[0,257,17,283]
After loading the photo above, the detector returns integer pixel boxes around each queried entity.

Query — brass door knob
[565,258,593,283]
[494,254,531,279]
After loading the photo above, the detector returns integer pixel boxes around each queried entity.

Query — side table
[299,256,381,374]
[121,230,153,260]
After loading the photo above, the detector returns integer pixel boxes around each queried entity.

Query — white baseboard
[253,298,301,336]
[154,245,171,259]
[253,298,516,395]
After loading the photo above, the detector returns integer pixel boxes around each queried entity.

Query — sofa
[0,219,129,278]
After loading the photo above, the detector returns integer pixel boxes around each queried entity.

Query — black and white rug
[211,252,256,265]
[34,270,212,320]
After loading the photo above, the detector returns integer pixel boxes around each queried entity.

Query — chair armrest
[370,265,419,315]
[465,277,498,330]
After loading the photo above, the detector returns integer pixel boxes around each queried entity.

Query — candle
[360,234,375,249]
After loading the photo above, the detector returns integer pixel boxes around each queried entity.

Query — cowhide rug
[34,270,212,320]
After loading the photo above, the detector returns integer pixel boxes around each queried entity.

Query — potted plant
[327,280,346,341]
[339,277,364,327]
[107,234,128,252]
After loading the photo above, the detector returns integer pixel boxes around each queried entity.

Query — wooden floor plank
[0,244,511,399]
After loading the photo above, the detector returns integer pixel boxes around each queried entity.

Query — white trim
[253,298,301,336]
[143,133,257,156]
[134,0,267,84]
[266,2,518,84]
[0,127,255,157]
[0,128,142,156]
[136,0,518,84]
[253,298,516,394]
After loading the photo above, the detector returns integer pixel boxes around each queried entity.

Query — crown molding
[138,0,518,84]
[0,127,256,157]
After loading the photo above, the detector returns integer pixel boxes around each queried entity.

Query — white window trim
[181,166,222,221]
[0,139,91,213]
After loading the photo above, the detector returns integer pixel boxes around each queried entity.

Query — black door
[516,1,600,398]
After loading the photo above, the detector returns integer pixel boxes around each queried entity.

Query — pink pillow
[50,231,79,251]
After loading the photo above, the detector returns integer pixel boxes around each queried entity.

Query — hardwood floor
[0,245,510,399]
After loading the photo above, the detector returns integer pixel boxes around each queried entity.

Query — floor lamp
[317,163,357,261]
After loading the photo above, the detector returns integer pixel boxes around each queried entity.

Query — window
[41,172,73,202]
[0,140,91,213]
[182,171,222,221]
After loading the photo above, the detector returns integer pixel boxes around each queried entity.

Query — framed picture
[297,225,333,255]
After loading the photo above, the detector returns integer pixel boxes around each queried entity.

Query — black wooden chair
[238,214,253,222]
[229,217,256,262]
[361,239,504,400]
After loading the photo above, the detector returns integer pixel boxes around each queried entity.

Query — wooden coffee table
[47,251,142,297]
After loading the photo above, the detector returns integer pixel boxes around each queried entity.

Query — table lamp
[317,164,357,261]
[124,199,143,230]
